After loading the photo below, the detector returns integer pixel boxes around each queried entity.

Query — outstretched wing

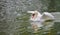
[41,12,55,22]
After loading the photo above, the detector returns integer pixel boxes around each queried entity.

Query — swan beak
[27,11,35,14]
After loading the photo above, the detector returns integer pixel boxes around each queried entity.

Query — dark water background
[0,0,60,35]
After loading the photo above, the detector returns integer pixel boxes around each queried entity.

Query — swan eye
[32,14,35,16]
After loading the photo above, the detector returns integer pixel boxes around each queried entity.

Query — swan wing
[41,12,55,21]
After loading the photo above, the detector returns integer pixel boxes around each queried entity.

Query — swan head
[27,10,41,17]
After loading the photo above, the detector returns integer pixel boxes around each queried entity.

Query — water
[0,0,59,35]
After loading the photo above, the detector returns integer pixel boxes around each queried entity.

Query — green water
[0,0,60,35]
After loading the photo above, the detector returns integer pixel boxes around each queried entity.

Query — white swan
[27,10,55,32]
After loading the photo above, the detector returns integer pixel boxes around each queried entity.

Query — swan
[27,10,55,33]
